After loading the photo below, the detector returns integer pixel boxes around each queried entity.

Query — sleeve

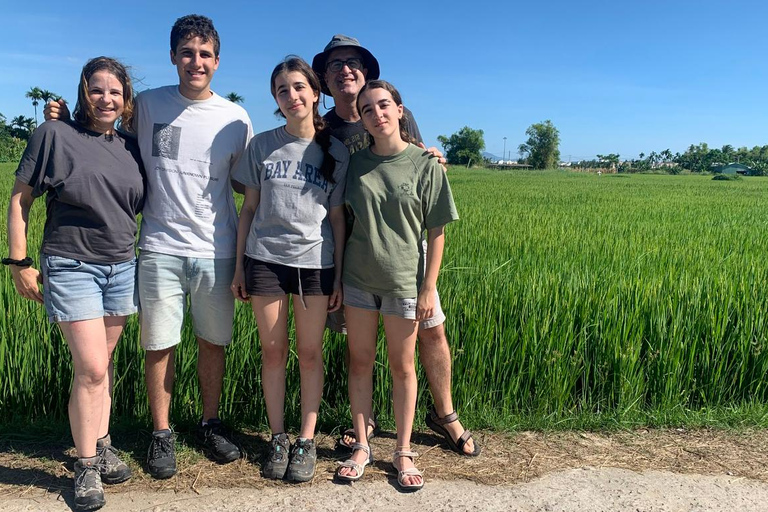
[422,157,459,230]
[231,136,263,190]
[402,106,424,145]
[328,138,349,207]
[15,123,58,198]
[229,111,254,179]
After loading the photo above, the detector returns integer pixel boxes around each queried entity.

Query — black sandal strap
[432,409,459,426]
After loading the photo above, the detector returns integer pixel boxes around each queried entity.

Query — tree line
[438,121,767,175]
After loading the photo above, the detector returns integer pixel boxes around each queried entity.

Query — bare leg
[251,295,290,434]
[340,340,378,447]
[384,315,421,487]
[96,316,127,438]
[293,295,329,439]
[145,347,174,431]
[61,317,124,458]
[198,337,226,422]
[418,323,475,454]
[338,306,378,478]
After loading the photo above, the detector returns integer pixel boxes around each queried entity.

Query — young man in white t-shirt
[135,15,253,479]
[47,14,253,479]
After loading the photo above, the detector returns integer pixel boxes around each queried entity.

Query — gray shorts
[343,283,416,319]
[328,286,445,332]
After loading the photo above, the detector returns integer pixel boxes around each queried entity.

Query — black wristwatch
[2,257,34,268]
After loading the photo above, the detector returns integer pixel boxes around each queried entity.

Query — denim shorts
[41,253,138,323]
[343,283,417,320]
[138,251,236,351]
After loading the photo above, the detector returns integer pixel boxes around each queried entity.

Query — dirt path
[3,469,768,512]
[3,428,768,511]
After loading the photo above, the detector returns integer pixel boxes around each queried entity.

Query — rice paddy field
[2,162,768,431]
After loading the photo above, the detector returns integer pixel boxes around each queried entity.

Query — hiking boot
[195,418,240,463]
[262,433,290,479]
[96,434,132,484]
[74,456,105,511]
[287,438,317,483]
[146,429,176,479]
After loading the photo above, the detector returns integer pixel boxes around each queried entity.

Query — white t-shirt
[232,126,348,268]
[135,86,253,258]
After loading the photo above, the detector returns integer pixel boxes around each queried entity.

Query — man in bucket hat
[313,34,480,457]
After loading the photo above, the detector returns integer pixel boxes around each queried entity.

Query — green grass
[3,162,768,433]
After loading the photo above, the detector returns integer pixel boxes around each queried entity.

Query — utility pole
[503,137,507,162]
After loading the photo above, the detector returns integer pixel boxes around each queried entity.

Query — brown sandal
[337,415,380,450]
[425,408,481,457]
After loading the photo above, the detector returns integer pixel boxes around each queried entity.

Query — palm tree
[40,89,62,106]
[25,87,43,126]
[10,115,36,140]
[225,92,244,104]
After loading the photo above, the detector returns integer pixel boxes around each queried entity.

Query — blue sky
[2,0,766,161]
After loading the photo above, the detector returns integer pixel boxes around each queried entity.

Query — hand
[230,271,250,302]
[416,286,436,321]
[328,282,343,312]
[11,266,43,303]
[418,142,448,172]
[43,99,70,122]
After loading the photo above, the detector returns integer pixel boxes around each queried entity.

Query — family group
[5,14,479,511]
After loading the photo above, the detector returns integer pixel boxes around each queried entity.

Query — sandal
[392,448,424,491]
[425,407,481,457]
[337,415,380,450]
[335,443,372,482]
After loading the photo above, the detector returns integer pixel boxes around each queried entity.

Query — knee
[74,361,109,390]
[297,345,322,371]
[198,338,224,355]
[146,346,174,364]
[418,325,448,350]
[348,349,375,376]
[261,341,288,368]
[389,360,417,382]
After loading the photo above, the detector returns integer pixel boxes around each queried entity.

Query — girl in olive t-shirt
[336,80,458,491]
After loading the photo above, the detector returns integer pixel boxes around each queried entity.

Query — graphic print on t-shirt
[152,123,181,160]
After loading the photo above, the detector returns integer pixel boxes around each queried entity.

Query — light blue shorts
[343,283,418,320]
[138,251,236,351]
[41,253,138,323]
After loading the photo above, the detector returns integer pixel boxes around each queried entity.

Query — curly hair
[170,14,220,56]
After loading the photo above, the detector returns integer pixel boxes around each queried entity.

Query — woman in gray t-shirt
[7,57,144,510]
[230,56,348,482]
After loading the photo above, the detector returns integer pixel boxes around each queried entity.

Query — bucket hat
[312,34,380,95]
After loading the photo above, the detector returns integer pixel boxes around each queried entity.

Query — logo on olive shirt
[397,183,412,196]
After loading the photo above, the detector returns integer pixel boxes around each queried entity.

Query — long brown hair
[270,56,336,183]
[356,80,415,146]
[73,57,135,133]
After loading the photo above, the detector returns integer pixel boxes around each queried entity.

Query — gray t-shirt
[15,121,145,263]
[232,126,349,268]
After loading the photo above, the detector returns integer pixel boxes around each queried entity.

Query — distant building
[713,163,753,175]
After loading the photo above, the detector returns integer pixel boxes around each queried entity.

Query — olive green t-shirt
[343,144,458,297]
